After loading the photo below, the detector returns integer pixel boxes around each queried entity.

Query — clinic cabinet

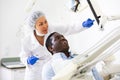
[0,67,25,80]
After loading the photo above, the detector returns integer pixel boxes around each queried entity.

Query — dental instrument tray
[1,57,25,69]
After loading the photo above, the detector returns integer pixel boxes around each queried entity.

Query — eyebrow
[39,20,46,23]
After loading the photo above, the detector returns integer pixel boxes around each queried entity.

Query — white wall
[0,0,28,58]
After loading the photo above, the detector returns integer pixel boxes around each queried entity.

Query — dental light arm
[77,39,120,73]
[73,26,120,66]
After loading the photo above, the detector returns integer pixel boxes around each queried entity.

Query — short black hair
[45,32,57,55]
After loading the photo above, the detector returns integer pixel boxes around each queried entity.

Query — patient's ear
[48,46,53,52]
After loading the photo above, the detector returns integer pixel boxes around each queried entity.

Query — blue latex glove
[27,55,39,65]
[82,18,95,28]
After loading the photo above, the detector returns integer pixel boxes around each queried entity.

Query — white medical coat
[20,23,87,80]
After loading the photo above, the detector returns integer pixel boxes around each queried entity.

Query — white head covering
[27,11,45,30]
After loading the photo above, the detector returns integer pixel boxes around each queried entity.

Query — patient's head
[46,32,69,55]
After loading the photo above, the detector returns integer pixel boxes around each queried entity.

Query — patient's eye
[55,35,64,40]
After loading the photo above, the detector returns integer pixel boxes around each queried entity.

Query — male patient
[42,32,78,80]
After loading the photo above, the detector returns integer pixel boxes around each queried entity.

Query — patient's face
[50,32,69,53]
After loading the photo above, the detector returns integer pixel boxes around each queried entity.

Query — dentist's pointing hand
[82,18,95,28]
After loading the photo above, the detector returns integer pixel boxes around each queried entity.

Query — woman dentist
[19,11,94,80]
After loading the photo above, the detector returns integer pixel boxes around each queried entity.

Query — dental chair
[52,26,120,80]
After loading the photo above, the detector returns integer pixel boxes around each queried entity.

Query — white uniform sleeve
[49,21,87,36]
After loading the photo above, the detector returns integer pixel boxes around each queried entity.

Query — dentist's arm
[49,18,94,35]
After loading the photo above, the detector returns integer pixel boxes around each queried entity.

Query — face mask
[35,30,45,36]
